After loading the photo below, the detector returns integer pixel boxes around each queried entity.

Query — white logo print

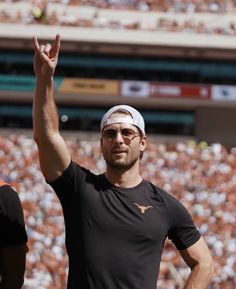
[133,203,153,214]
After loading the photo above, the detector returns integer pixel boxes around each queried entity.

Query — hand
[33,34,61,81]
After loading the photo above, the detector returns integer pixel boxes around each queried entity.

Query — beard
[103,152,139,170]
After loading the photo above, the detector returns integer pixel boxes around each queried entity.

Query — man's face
[100,115,146,170]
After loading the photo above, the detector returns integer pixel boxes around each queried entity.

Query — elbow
[33,128,41,145]
[195,258,215,283]
[33,130,50,147]
[204,254,215,281]
[33,132,38,144]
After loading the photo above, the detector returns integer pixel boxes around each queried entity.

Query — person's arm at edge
[0,243,28,289]
[180,236,214,289]
[33,34,71,182]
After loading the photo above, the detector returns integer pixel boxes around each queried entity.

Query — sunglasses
[102,128,140,141]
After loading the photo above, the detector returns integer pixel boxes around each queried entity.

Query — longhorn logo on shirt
[133,203,153,214]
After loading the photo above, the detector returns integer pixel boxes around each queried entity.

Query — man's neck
[105,165,143,188]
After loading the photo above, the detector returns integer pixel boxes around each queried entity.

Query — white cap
[100,105,145,135]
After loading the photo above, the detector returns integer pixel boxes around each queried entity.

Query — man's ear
[140,136,147,152]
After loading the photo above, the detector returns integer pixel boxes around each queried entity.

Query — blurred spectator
[31,0,48,24]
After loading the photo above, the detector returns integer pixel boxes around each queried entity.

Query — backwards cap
[100,105,145,135]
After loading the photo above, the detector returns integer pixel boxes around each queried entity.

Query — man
[0,181,28,289]
[33,35,214,289]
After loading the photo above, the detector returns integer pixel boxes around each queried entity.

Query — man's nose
[114,131,124,142]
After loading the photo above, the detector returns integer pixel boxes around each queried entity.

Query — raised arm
[33,35,71,182]
[180,236,214,289]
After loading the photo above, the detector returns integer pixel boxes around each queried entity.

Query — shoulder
[50,160,98,183]
[144,180,180,205]
[144,181,192,222]
[48,160,84,184]
[0,183,21,209]
[0,183,24,220]
[48,160,101,198]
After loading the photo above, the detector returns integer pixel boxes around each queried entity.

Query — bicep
[37,132,71,182]
[179,236,213,269]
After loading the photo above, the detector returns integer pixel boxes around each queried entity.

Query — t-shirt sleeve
[0,185,28,247]
[47,160,87,203]
[167,195,201,250]
[47,160,75,196]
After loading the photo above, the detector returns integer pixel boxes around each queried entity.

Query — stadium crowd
[1,0,236,35]
[0,130,235,289]
[2,0,236,13]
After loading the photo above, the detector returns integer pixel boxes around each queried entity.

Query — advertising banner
[211,85,236,101]
[150,82,211,99]
[60,78,120,96]
[121,81,150,98]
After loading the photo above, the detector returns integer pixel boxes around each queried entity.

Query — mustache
[111,146,127,153]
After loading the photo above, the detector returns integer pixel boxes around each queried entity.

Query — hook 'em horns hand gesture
[33,34,61,81]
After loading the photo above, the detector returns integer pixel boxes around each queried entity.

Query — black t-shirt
[49,161,201,289]
[0,184,28,247]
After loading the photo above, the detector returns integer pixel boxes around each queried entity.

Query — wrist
[36,76,54,87]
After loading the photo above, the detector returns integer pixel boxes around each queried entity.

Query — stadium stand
[1,1,236,52]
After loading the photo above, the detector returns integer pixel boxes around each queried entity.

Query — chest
[78,183,170,243]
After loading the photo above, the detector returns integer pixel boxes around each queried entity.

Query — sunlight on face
[100,113,146,170]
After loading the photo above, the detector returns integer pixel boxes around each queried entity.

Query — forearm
[183,263,214,289]
[33,77,59,144]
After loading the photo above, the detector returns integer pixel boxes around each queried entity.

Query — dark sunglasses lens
[103,130,116,138]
